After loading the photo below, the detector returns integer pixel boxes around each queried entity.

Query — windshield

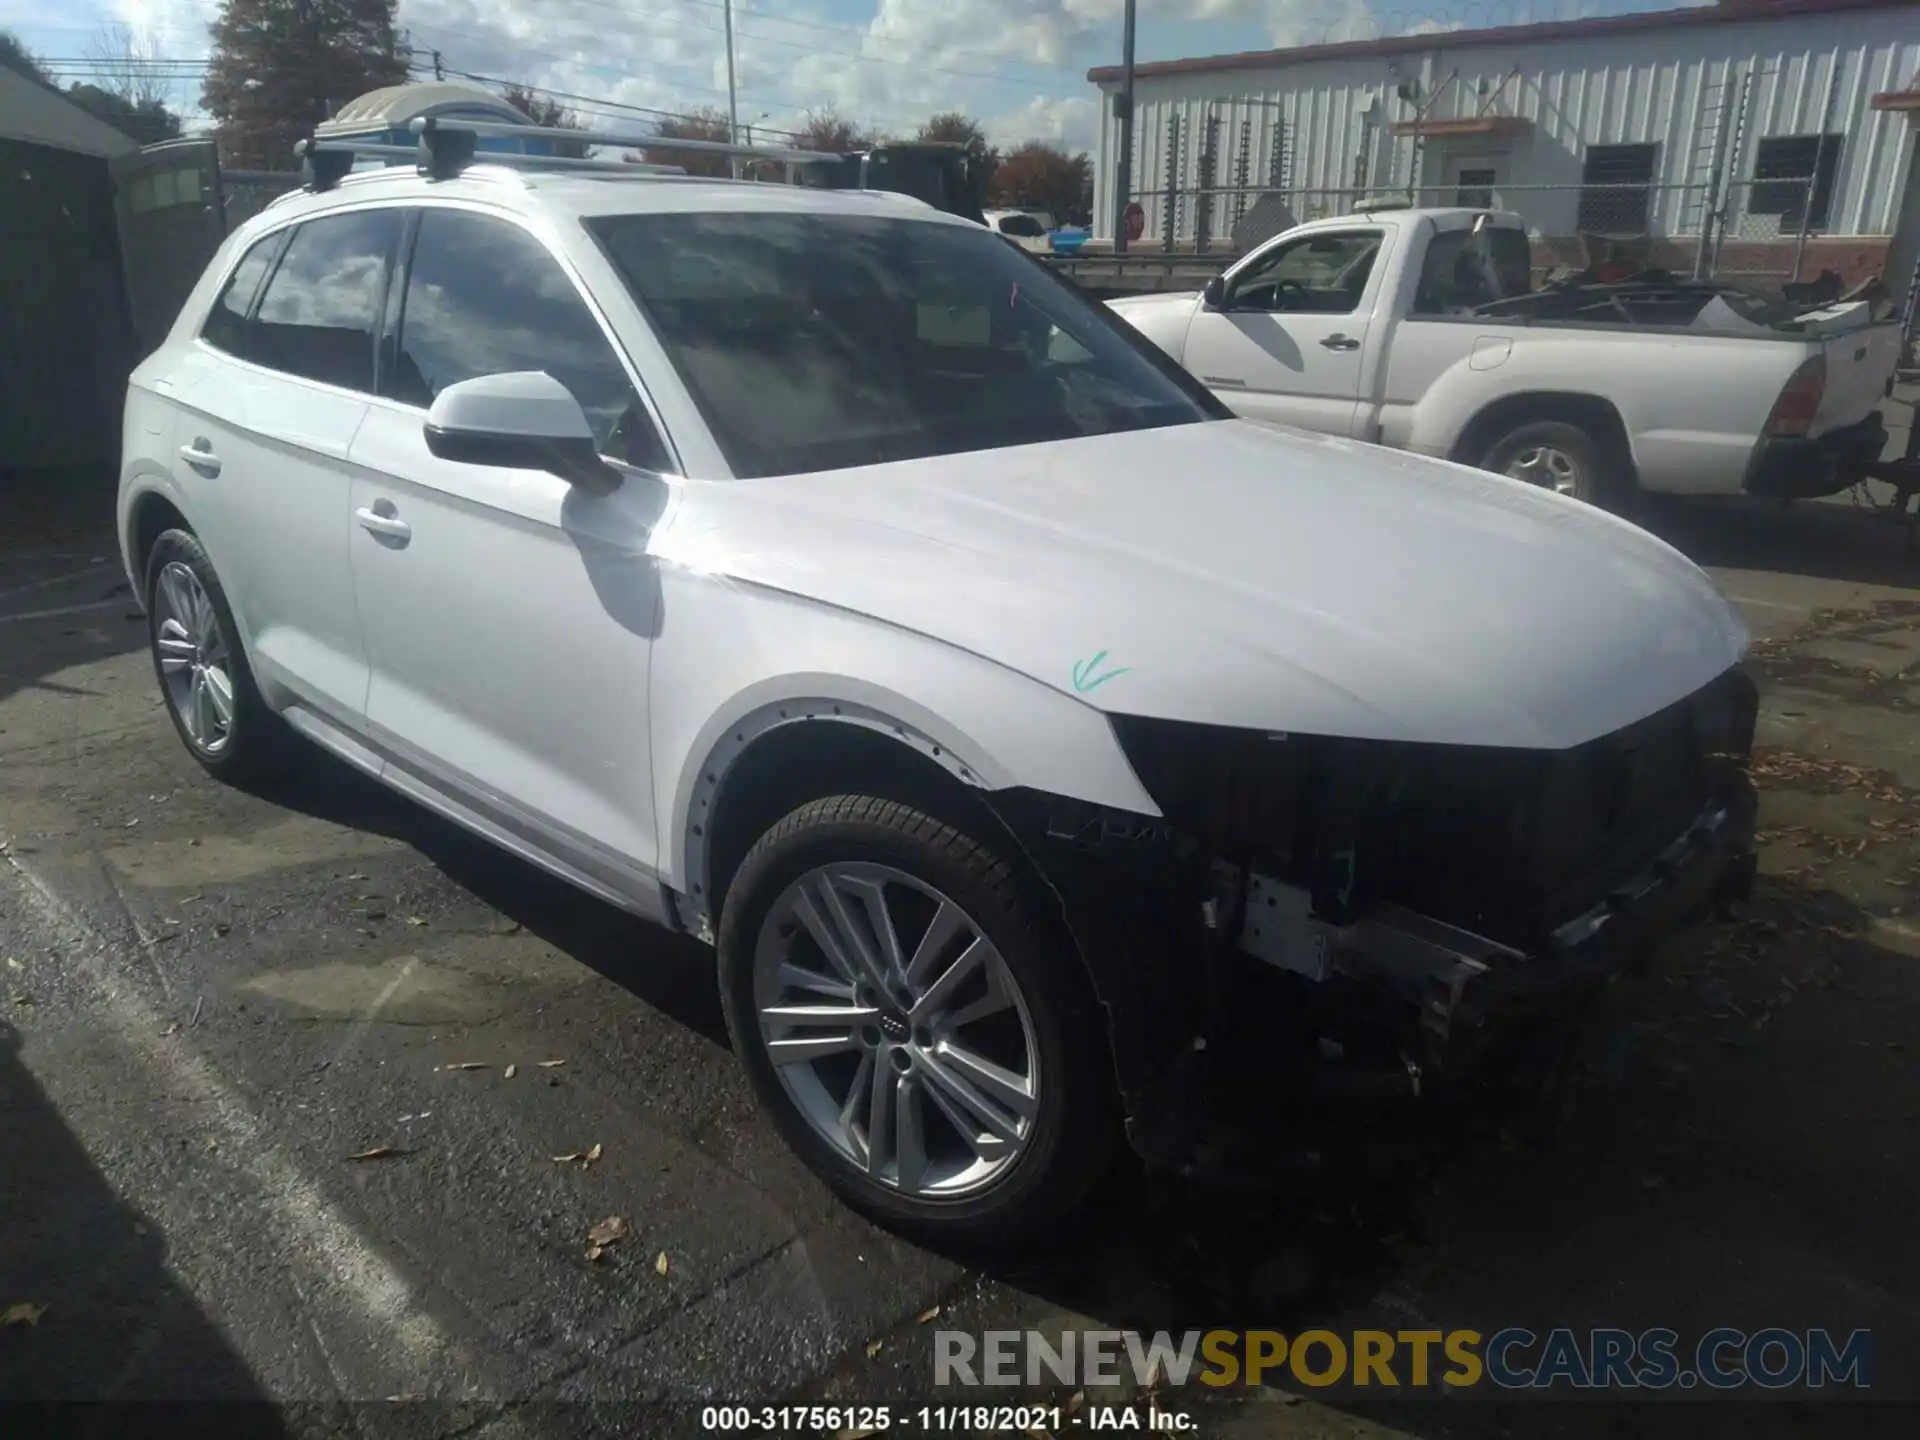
[588,211,1228,478]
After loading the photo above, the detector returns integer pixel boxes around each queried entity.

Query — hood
[653,420,1747,751]
[1104,292,1202,362]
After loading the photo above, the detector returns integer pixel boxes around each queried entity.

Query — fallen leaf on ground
[916,1304,941,1324]
[865,1338,884,1358]
[537,1059,566,1068]
[347,1146,413,1162]
[586,1142,602,1163]
[160,1022,179,1037]
[406,916,427,927]
[586,1215,630,1248]
[654,1251,669,1276]
[9,994,29,1007]
[438,1062,488,1072]
[2,1303,47,1328]
[503,1064,517,1079]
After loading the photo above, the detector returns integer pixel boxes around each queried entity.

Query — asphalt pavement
[1,468,1917,1439]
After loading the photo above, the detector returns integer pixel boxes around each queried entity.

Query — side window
[1412,228,1536,316]
[200,230,287,358]
[249,209,400,393]
[392,208,669,471]
[1228,231,1382,315]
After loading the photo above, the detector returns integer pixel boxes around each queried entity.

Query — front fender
[649,568,1161,904]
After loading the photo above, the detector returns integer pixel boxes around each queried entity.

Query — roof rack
[295,114,836,192]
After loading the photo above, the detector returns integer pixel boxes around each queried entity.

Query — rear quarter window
[200,230,288,358]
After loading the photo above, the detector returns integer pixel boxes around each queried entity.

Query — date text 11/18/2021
[700,1404,1195,1432]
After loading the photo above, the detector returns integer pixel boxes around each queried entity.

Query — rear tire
[145,528,286,784]
[1480,418,1630,511]
[717,794,1119,1248]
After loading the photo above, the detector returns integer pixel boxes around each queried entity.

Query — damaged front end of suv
[985,664,1760,1183]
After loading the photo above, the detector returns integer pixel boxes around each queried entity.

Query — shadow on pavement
[0,467,145,714]
[945,869,1913,1435]
[244,753,730,1048]
[0,1018,287,1430]
[1639,492,1918,591]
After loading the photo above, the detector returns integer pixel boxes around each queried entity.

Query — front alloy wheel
[753,862,1041,1199]
[718,794,1117,1245]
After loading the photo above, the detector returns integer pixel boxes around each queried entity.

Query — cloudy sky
[6,0,1708,152]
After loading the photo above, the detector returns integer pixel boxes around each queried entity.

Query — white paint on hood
[651,418,1747,751]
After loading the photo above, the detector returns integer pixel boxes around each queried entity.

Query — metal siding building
[1089,0,1920,275]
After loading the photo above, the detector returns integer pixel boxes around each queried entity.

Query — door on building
[1444,153,1504,209]
[1180,225,1391,436]
[110,138,226,361]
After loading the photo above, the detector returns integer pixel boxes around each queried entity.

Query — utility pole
[1112,0,1137,254]
[723,0,741,177]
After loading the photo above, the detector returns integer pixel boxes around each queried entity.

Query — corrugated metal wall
[1093,8,1920,243]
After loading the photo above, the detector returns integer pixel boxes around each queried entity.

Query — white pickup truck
[1108,207,1899,508]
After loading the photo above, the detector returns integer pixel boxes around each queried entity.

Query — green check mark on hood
[1071,651,1131,693]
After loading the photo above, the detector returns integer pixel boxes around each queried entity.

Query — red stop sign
[1123,201,1145,241]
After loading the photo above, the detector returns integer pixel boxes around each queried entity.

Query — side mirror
[423,371,619,495]
[1202,276,1227,310]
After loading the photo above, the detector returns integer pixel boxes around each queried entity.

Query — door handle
[355,506,412,543]
[1319,334,1361,351]
[177,440,221,474]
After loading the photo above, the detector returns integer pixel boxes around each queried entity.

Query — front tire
[717,795,1118,1247]
[145,528,284,783]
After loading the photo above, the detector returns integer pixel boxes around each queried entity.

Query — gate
[109,139,299,360]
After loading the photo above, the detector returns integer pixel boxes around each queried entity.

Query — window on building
[1454,168,1498,209]
[249,209,402,393]
[1577,143,1657,234]
[1750,134,1842,231]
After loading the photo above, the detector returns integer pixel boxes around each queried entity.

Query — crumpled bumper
[987,763,1758,1187]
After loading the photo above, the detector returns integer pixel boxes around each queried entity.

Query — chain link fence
[1124,175,1836,291]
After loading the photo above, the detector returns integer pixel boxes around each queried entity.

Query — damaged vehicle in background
[1109,206,1899,512]
[120,140,1760,1245]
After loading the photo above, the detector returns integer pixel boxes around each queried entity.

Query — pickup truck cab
[1109,207,1898,507]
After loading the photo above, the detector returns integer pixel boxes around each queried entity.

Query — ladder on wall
[1686,65,1754,279]
[1231,117,1253,234]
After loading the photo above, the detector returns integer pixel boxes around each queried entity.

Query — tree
[500,83,588,159]
[202,0,411,170]
[916,111,998,170]
[793,107,869,154]
[991,140,1092,225]
[65,84,184,145]
[1,28,183,145]
[65,25,184,144]
[635,106,732,177]
[1,30,52,88]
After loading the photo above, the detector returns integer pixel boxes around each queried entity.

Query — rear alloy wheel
[146,529,283,782]
[1481,419,1625,510]
[718,795,1116,1245]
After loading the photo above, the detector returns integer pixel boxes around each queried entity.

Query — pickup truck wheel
[1481,420,1618,508]
[145,529,286,783]
[717,795,1118,1247]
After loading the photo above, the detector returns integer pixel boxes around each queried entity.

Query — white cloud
[25,1,1690,153]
